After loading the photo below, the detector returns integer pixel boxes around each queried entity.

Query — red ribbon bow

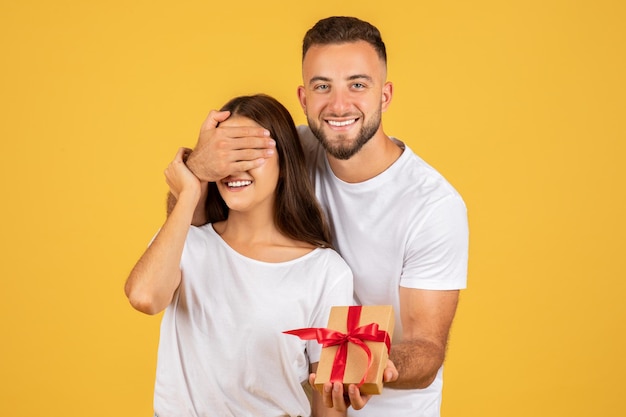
[284,306,391,387]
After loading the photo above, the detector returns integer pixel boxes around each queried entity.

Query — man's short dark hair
[302,16,387,64]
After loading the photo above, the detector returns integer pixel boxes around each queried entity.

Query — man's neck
[327,132,403,183]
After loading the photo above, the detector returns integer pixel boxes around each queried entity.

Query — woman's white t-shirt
[154,224,354,417]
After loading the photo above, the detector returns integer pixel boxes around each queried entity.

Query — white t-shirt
[299,125,469,417]
[154,224,354,417]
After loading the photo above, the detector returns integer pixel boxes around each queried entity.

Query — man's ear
[381,81,393,112]
[297,85,307,113]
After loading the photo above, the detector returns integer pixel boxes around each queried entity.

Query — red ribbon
[283,306,391,387]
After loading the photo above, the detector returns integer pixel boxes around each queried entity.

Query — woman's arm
[124,148,202,315]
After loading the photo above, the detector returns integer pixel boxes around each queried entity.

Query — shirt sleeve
[400,195,469,290]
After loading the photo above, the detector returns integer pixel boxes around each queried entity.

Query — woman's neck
[213,212,315,263]
[215,211,279,245]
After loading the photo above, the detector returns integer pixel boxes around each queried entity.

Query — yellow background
[1,0,624,416]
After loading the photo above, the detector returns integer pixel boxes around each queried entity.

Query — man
[178,16,468,417]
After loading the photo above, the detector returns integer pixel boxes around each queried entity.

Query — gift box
[284,305,394,395]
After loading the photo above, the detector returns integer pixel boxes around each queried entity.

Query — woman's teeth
[227,180,252,188]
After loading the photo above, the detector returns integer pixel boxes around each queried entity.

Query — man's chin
[325,142,362,160]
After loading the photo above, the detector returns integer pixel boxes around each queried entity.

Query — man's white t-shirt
[154,224,354,417]
[299,125,469,417]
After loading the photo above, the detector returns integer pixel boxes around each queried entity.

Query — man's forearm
[386,339,446,389]
[166,191,177,217]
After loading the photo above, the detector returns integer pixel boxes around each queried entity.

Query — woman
[125,94,352,417]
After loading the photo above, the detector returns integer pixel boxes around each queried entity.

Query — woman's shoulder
[308,247,352,273]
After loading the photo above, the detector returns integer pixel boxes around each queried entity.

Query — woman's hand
[165,147,202,202]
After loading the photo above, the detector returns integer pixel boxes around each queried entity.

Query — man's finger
[224,125,271,139]
[331,382,348,411]
[230,147,275,163]
[230,135,276,150]
[200,110,231,130]
[227,158,267,174]
[347,384,371,410]
[384,367,399,382]
[383,359,399,382]
[322,382,334,408]
[209,127,273,144]
[200,122,271,141]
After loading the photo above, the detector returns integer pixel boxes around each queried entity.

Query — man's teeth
[227,180,252,188]
[328,119,356,127]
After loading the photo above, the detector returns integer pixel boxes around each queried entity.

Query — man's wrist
[185,153,211,182]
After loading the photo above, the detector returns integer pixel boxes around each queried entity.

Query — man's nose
[327,89,351,114]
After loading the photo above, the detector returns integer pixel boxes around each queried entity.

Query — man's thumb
[201,110,231,130]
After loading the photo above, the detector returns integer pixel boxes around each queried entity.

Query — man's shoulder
[297,125,325,170]
[297,124,317,148]
[384,141,466,214]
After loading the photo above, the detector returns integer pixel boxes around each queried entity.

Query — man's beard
[308,108,381,160]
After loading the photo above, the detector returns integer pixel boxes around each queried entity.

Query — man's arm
[318,288,458,410]
[387,288,460,389]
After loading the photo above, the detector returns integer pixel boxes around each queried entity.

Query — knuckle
[215,140,228,151]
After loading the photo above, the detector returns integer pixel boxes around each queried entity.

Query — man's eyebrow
[308,74,373,85]
[347,74,374,82]
[308,76,331,85]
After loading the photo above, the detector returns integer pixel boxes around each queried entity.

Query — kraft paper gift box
[285,305,394,395]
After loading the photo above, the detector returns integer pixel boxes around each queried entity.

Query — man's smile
[327,118,358,127]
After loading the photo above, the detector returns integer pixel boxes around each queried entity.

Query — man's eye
[315,85,329,91]
[353,83,365,89]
